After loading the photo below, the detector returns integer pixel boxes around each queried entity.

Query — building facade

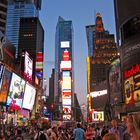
[18,17,44,84]
[89,13,118,91]
[5,0,41,56]
[86,13,118,121]
[54,16,74,121]
[0,0,8,34]
[114,0,140,114]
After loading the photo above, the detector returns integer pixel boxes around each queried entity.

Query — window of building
[121,15,140,42]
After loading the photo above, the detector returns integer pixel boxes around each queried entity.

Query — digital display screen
[0,68,11,104]
[22,83,36,110]
[6,73,25,108]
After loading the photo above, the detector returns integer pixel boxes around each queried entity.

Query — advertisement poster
[124,64,140,104]
[22,83,36,110]
[63,106,71,114]
[6,73,25,108]
[24,51,33,82]
[0,68,11,104]
[124,77,134,104]
[63,114,71,121]
[0,64,4,89]
[109,59,121,104]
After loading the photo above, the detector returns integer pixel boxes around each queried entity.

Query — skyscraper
[55,16,74,121]
[18,17,44,83]
[90,13,117,89]
[114,0,140,112]
[5,0,41,56]
[86,25,96,57]
[0,0,8,34]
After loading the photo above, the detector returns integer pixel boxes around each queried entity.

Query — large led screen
[63,106,71,114]
[63,115,71,121]
[92,111,104,121]
[60,61,71,71]
[62,91,71,98]
[62,77,71,90]
[62,98,71,105]
[124,64,140,105]
[24,51,33,81]
[62,71,70,77]
[60,41,70,48]
[62,50,70,61]
[6,73,25,108]
[0,68,11,104]
[109,59,121,105]
[22,83,36,110]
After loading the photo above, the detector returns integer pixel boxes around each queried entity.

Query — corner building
[114,0,140,113]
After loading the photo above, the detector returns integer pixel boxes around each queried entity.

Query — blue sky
[39,0,116,105]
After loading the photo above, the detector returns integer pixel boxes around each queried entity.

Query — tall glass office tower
[5,0,41,56]
[54,16,74,121]
[86,25,96,57]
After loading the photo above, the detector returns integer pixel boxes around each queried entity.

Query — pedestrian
[86,126,94,140]
[34,128,49,140]
[0,130,5,140]
[13,129,24,140]
[109,119,122,139]
[102,133,120,140]
[73,123,85,140]
[126,113,140,140]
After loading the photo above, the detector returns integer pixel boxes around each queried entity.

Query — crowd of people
[0,112,139,140]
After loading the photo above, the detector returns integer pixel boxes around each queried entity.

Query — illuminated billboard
[109,58,121,105]
[62,71,70,77]
[35,52,43,79]
[0,68,11,104]
[62,50,70,61]
[24,51,33,82]
[62,91,71,98]
[63,106,71,114]
[62,98,71,105]
[124,64,140,105]
[62,77,71,90]
[63,115,71,121]
[60,41,70,48]
[22,83,36,110]
[92,111,104,121]
[90,89,107,98]
[60,61,71,71]
[6,73,25,109]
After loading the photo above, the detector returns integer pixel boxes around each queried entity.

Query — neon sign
[124,64,140,79]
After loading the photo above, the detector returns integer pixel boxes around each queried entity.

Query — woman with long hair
[127,113,140,140]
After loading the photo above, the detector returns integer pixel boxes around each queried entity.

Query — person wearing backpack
[34,128,49,140]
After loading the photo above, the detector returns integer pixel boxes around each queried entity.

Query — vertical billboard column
[86,57,92,121]
[60,41,72,121]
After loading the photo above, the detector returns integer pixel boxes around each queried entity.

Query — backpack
[37,132,47,140]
